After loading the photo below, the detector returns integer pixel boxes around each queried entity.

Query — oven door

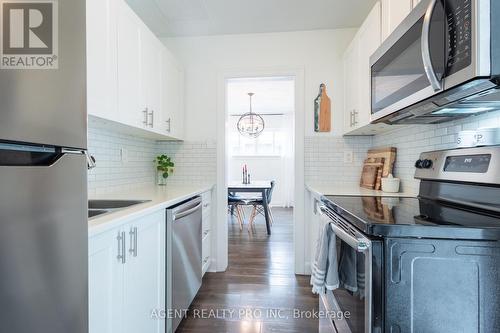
[319,206,374,333]
[370,0,447,122]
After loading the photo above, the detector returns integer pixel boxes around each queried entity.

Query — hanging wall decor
[237,92,265,138]
[314,83,331,132]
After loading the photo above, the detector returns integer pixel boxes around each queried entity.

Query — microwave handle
[421,0,442,92]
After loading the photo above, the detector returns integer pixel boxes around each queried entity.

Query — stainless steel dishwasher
[166,196,202,332]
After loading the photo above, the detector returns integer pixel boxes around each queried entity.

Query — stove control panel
[415,146,500,185]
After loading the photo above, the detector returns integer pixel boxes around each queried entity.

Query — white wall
[162,29,357,141]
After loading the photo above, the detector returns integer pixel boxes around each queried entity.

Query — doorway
[214,68,306,275]
[226,75,295,265]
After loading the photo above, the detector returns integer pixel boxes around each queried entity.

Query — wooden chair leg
[236,206,244,230]
[248,206,257,229]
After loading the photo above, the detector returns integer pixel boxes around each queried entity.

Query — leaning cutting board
[360,164,379,189]
[318,85,331,132]
[367,147,397,177]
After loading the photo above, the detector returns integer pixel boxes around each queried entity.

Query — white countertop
[88,183,214,237]
[306,183,417,198]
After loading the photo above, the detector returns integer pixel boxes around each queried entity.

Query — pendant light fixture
[237,92,265,138]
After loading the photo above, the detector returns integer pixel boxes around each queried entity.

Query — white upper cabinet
[343,37,360,132]
[86,0,118,121]
[161,48,185,140]
[117,0,144,128]
[343,2,381,135]
[381,0,413,40]
[357,1,382,128]
[87,0,184,140]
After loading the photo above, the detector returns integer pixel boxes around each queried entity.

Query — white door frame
[213,67,307,274]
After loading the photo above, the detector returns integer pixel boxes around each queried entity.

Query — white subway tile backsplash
[305,111,500,194]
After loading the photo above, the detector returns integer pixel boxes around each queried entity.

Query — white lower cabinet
[89,210,165,333]
[89,228,124,333]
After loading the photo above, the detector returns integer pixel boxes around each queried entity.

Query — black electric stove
[323,194,500,240]
[317,146,500,333]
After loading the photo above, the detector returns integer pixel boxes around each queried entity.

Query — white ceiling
[126,0,378,37]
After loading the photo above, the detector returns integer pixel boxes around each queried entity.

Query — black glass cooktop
[322,195,500,240]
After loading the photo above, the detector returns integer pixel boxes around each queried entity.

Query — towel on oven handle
[311,221,339,294]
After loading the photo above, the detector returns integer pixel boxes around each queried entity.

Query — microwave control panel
[445,0,472,76]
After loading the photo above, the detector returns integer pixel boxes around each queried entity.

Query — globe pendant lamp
[237,92,265,138]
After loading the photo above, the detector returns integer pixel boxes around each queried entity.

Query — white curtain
[280,112,295,208]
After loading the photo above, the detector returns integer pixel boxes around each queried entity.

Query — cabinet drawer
[201,191,212,213]
[202,232,211,276]
[202,231,211,257]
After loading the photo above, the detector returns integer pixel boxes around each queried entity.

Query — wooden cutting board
[367,147,397,178]
[318,85,331,132]
[361,157,384,190]
[360,164,379,189]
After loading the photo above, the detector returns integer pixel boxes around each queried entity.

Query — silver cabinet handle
[165,118,171,133]
[129,227,138,257]
[148,110,154,128]
[117,231,126,264]
[421,0,442,91]
[142,108,149,126]
[353,110,358,126]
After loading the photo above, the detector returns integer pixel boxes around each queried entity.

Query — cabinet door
[356,2,381,127]
[381,0,413,40]
[123,211,166,333]
[140,27,163,132]
[89,229,124,333]
[117,0,145,128]
[86,0,118,121]
[343,38,359,132]
[161,49,185,139]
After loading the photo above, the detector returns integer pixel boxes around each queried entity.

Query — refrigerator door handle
[61,148,96,169]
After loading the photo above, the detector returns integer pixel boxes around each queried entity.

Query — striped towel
[310,222,339,294]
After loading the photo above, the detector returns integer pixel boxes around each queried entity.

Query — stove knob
[415,159,423,169]
[422,159,433,169]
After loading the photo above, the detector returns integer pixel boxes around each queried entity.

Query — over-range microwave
[370,0,500,124]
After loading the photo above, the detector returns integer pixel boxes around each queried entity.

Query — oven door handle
[421,0,442,92]
[319,206,371,252]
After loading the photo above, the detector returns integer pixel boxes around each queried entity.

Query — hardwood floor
[176,208,319,333]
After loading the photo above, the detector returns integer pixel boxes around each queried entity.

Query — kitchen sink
[88,209,109,219]
[88,199,150,210]
[88,200,151,220]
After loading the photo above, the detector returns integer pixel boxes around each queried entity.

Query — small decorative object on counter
[242,164,251,184]
[314,83,331,132]
[381,174,400,193]
[457,130,477,147]
[155,154,174,186]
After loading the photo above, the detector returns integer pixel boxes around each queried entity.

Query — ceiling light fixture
[237,92,265,138]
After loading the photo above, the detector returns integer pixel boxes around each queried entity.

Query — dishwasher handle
[172,197,202,221]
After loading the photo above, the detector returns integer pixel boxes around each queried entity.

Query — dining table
[228,180,272,235]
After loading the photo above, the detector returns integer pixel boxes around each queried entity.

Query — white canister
[475,127,500,146]
[381,174,401,193]
[457,130,477,148]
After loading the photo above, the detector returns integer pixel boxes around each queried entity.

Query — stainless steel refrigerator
[0,0,89,332]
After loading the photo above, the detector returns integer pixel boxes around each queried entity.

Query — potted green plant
[155,154,174,186]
